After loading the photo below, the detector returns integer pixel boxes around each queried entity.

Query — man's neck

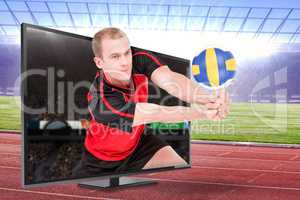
[104,72,130,88]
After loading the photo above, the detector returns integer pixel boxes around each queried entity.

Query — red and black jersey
[85,49,165,161]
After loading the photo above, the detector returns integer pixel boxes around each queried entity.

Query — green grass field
[0,96,21,131]
[0,96,300,144]
[191,102,300,144]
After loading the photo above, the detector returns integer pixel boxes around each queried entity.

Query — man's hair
[92,27,127,57]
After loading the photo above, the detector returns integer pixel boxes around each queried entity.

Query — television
[21,23,191,188]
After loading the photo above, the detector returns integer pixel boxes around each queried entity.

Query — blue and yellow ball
[192,48,236,89]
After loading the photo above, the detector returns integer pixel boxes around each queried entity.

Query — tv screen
[21,24,190,187]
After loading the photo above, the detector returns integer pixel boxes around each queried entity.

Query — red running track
[1,132,300,200]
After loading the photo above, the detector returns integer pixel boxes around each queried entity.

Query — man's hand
[219,88,230,119]
[201,89,230,120]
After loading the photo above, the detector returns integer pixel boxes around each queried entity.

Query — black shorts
[72,133,168,178]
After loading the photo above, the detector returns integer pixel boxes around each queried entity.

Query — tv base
[78,177,157,189]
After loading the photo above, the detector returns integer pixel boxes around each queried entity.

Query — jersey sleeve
[132,50,166,79]
[88,86,136,133]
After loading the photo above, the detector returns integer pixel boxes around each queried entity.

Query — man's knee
[143,146,187,169]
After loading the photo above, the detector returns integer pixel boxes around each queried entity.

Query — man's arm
[132,102,223,127]
[81,103,220,129]
[150,65,219,105]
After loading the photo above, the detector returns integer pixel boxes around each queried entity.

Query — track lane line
[147,177,300,191]
[247,173,266,183]
[0,187,121,200]
[0,166,20,170]
[0,153,20,156]
[192,149,300,156]
[191,166,300,174]
[193,155,300,163]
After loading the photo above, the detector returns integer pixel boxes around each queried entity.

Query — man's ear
[94,56,104,69]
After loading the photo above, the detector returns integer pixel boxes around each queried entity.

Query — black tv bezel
[21,23,191,187]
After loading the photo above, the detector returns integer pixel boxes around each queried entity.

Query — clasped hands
[194,88,230,121]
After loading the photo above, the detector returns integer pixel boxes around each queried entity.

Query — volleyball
[192,48,236,89]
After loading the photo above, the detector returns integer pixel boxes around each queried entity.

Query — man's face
[96,36,132,82]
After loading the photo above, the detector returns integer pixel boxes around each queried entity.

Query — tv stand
[78,177,157,189]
